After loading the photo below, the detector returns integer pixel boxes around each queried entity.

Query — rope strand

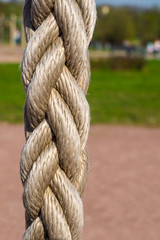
[20,1,96,239]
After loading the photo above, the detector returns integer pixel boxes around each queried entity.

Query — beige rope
[20,0,96,239]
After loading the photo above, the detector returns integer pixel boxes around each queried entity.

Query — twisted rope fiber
[20,0,96,239]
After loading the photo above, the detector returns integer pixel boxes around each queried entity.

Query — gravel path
[0,124,160,240]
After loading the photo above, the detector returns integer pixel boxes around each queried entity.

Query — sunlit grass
[0,61,160,126]
[88,60,160,126]
[0,64,24,123]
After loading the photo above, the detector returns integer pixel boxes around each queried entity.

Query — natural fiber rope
[20,0,96,239]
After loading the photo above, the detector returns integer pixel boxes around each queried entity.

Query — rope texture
[20,0,96,239]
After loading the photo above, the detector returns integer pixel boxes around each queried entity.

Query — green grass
[0,61,160,126]
[0,64,25,123]
[88,60,160,126]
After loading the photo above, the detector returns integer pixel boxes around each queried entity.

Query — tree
[93,6,136,46]
[107,7,136,45]
[138,7,160,45]
[0,1,23,17]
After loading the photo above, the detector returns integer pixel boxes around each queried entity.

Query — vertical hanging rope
[20,0,96,239]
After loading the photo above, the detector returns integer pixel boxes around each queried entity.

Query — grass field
[0,64,24,123]
[0,61,160,126]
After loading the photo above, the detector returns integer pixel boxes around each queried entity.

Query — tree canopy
[93,6,160,46]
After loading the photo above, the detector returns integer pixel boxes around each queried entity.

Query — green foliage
[138,8,160,44]
[106,8,135,45]
[0,1,23,17]
[93,6,160,46]
[94,6,136,45]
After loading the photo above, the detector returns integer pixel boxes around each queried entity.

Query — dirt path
[0,124,160,240]
[0,45,23,63]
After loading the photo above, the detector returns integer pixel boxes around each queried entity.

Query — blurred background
[0,0,160,125]
[1,1,160,240]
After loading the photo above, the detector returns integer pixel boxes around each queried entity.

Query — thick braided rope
[20,0,96,239]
